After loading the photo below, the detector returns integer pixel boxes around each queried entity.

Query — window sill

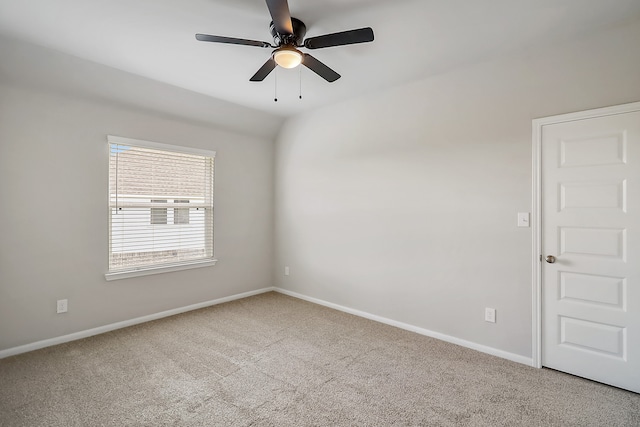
[104,259,218,281]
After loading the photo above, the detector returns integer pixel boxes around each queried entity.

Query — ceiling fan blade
[302,54,340,82]
[265,0,293,35]
[196,34,272,48]
[304,27,374,49]
[250,58,277,82]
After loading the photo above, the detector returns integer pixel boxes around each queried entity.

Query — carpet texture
[1,292,638,426]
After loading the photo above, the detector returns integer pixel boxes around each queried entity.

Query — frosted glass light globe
[274,48,302,69]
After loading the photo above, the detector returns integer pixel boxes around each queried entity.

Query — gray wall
[274,19,640,358]
[2,18,640,359]
[0,83,274,351]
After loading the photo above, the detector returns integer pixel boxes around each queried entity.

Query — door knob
[545,255,556,264]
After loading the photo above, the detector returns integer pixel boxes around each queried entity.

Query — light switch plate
[517,212,530,228]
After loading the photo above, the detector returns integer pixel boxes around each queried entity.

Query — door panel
[559,180,625,211]
[559,227,626,259]
[542,110,640,393]
[559,271,625,308]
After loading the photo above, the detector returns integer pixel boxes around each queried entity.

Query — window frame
[105,135,217,281]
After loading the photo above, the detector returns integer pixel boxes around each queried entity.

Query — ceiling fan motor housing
[270,17,306,46]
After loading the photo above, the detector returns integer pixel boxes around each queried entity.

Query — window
[107,136,216,279]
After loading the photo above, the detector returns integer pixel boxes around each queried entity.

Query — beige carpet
[1,292,638,426]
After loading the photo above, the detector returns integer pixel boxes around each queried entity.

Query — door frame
[531,100,640,368]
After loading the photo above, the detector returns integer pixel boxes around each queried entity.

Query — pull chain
[274,67,278,102]
[271,67,304,101]
[299,66,303,100]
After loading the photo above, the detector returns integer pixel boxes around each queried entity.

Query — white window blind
[108,136,215,274]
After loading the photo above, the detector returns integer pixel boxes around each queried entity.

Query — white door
[542,109,640,393]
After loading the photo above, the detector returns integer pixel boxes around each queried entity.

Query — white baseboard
[0,287,276,359]
[273,287,534,367]
[1,286,533,367]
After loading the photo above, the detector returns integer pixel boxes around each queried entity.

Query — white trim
[532,101,640,127]
[2,285,534,365]
[105,259,218,281]
[107,135,216,277]
[531,100,640,370]
[108,135,216,157]
[274,288,533,366]
[0,287,275,359]
[531,119,543,368]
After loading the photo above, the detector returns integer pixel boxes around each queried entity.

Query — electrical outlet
[57,299,68,314]
[284,266,290,276]
[485,307,496,323]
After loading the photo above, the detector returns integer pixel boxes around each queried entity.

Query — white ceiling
[1,0,640,118]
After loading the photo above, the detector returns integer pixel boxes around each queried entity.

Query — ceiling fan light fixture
[273,47,303,69]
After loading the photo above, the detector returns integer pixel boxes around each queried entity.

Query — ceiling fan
[195,0,374,83]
